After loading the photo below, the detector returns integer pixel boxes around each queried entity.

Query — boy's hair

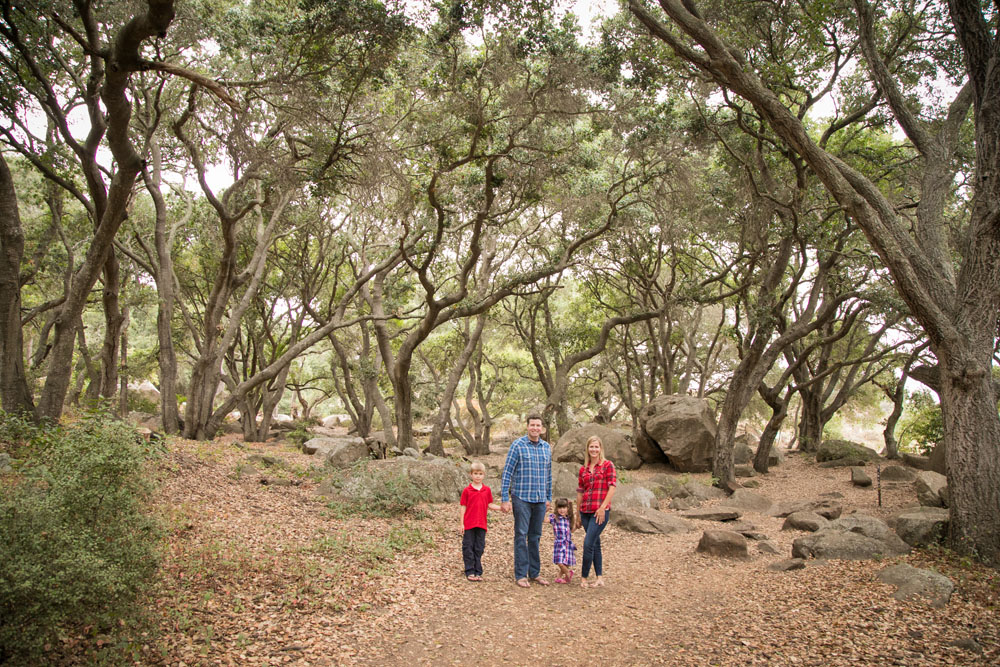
[553,497,581,530]
[469,461,486,473]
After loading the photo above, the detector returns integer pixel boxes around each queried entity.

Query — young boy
[460,461,500,581]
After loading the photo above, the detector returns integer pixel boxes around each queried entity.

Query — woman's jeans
[580,509,610,578]
[511,495,546,580]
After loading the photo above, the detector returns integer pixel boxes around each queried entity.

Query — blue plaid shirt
[500,435,552,503]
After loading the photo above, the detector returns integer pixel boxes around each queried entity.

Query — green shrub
[0,411,164,663]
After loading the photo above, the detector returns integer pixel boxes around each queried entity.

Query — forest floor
[56,433,999,666]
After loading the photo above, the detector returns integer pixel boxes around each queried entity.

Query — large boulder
[914,470,949,507]
[635,428,670,465]
[889,507,950,548]
[851,467,872,487]
[639,395,717,472]
[816,439,880,465]
[724,488,775,514]
[612,483,658,510]
[671,480,728,502]
[901,453,933,471]
[325,437,373,467]
[880,465,917,482]
[333,458,466,503]
[782,511,829,532]
[696,530,749,558]
[733,434,756,465]
[552,462,582,499]
[612,507,693,534]
[792,514,911,560]
[553,424,641,470]
[679,507,742,522]
[878,564,954,608]
[928,441,947,475]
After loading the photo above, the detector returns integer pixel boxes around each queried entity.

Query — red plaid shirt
[577,460,616,513]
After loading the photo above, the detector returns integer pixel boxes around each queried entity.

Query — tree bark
[428,314,487,455]
[0,153,35,416]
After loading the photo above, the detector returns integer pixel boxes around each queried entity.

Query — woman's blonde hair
[584,435,605,467]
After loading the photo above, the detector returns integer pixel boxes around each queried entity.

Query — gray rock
[635,428,670,465]
[888,506,949,547]
[679,506,742,522]
[338,458,466,503]
[768,558,807,571]
[674,480,728,502]
[667,496,700,511]
[782,511,829,532]
[851,467,872,487]
[613,483,658,510]
[0,452,11,473]
[639,395,717,472]
[816,439,880,463]
[725,488,774,514]
[770,499,842,520]
[928,441,947,474]
[554,424,641,470]
[757,541,781,555]
[914,470,948,507]
[879,465,917,482]
[878,563,954,608]
[552,462,581,499]
[612,507,694,534]
[322,437,371,468]
[944,638,983,654]
[696,530,749,558]
[733,439,754,465]
[741,480,761,488]
[792,514,911,560]
[734,464,756,478]
[402,447,421,458]
[645,473,684,498]
[901,453,932,471]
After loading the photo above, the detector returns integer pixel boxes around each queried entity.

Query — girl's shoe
[567,570,574,582]
[554,577,568,584]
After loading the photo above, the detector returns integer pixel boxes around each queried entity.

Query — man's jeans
[512,495,546,580]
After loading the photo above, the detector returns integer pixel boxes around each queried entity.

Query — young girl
[547,497,580,584]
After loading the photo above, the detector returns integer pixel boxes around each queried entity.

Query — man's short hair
[526,412,544,424]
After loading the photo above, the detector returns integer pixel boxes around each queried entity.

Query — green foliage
[0,412,164,663]
[897,391,944,455]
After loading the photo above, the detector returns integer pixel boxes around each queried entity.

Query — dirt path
[115,439,999,667]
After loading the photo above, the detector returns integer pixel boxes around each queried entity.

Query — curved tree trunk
[428,314,487,455]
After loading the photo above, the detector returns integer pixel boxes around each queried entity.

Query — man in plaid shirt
[500,413,553,588]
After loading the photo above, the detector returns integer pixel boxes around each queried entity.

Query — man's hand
[501,501,512,513]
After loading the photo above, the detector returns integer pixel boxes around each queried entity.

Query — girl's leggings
[580,509,610,578]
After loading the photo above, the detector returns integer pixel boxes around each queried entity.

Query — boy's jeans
[511,495,546,580]
[462,527,486,576]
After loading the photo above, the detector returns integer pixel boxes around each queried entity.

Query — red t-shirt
[577,460,617,513]
[461,484,494,531]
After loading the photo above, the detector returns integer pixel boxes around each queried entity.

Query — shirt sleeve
[500,443,519,502]
[607,461,617,487]
[460,487,469,506]
[577,466,585,494]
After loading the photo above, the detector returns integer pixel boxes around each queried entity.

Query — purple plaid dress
[549,513,577,566]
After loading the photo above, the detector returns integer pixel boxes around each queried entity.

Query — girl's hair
[553,497,581,530]
[584,435,605,467]
[470,461,486,472]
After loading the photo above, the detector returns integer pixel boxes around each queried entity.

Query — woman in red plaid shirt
[576,435,616,588]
